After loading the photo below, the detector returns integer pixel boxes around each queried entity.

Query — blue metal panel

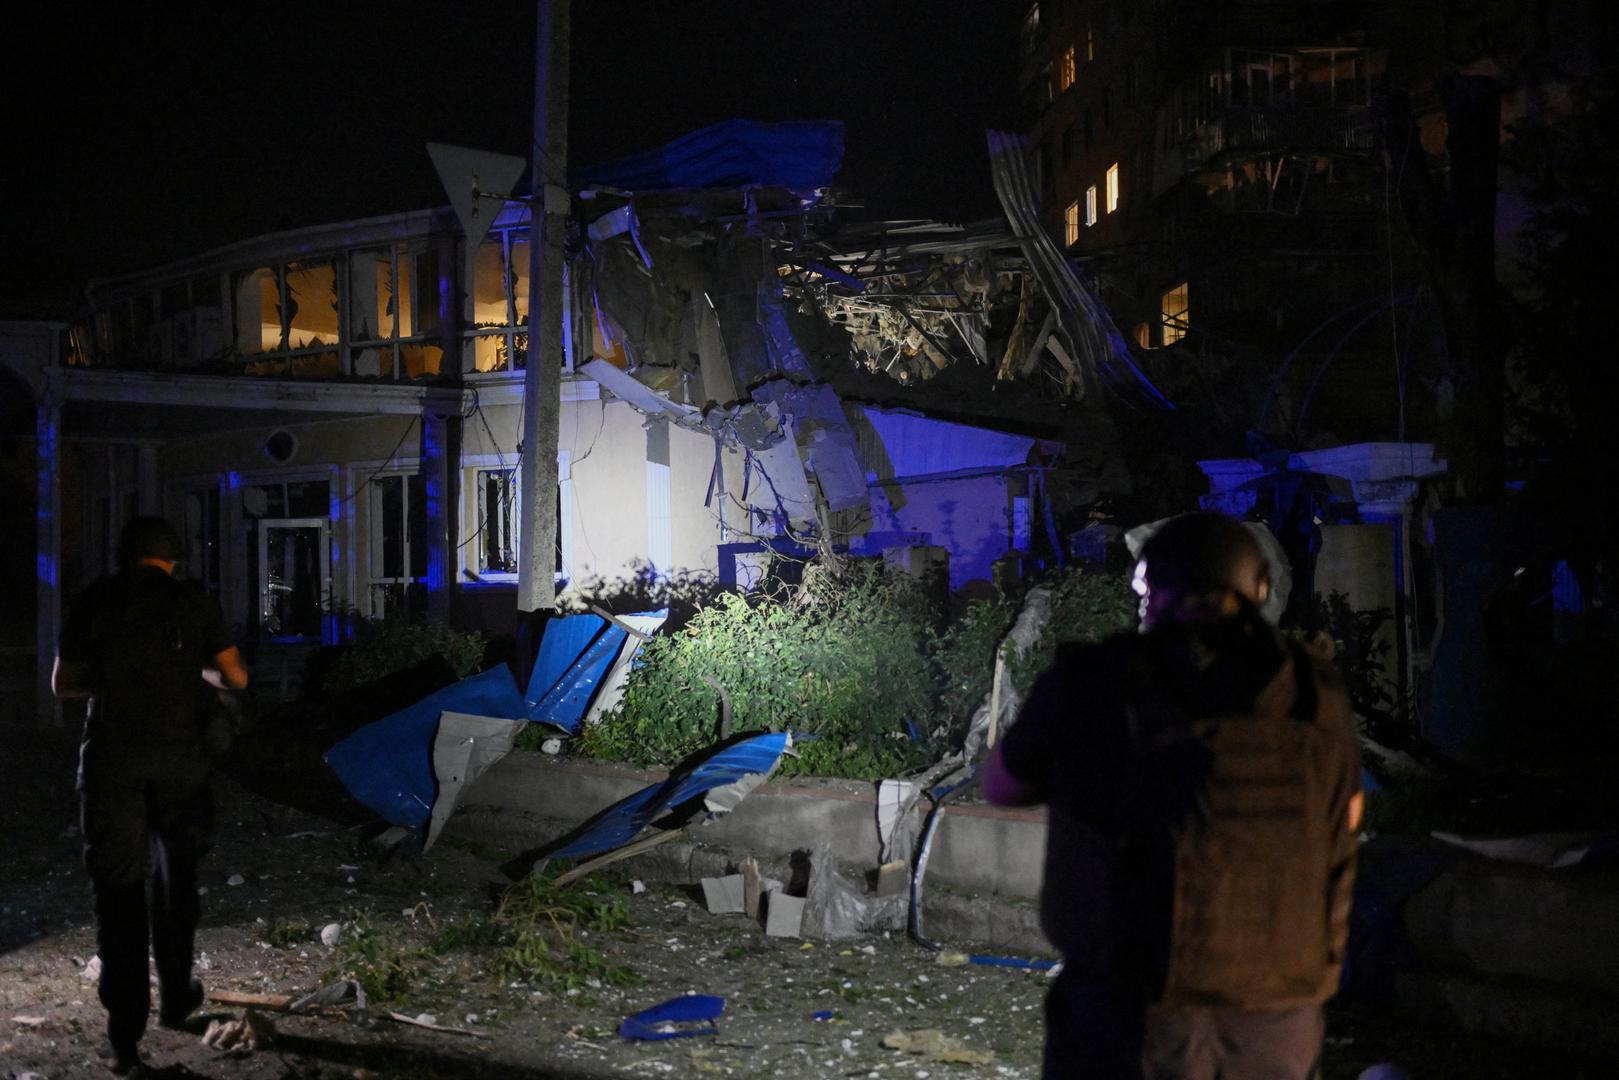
[529,623,628,733]
[324,663,527,831]
[525,614,610,716]
[548,732,790,860]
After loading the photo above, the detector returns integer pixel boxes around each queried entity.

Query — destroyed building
[6,119,1150,713]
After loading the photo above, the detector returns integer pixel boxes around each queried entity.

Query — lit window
[1065,201,1081,246]
[1161,282,1189,345]
[1105,163,1120,213]
[1059,46,1076,92]
[1086,25,1096,62]
[1084,185,1098,226]
[1133,322,1152,349]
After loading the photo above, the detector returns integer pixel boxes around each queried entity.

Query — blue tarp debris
[547,732,791,861]
[620,994,725,1041]
[526,610,667,734]
[577,120,844,193]
[324,664,527,832]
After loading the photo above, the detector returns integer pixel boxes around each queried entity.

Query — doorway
[256,517,330,644]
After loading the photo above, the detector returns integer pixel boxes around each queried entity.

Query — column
[421,405,452,623]
[35,385,61,726]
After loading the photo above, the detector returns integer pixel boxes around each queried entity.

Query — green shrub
[579,560,940,780]
[576,559,1136,779]
[322,616,488,695]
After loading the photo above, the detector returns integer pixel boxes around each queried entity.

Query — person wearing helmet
[986,511,1361,1079]
[53,517,249,1074]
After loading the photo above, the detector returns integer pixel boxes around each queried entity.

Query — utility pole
[517,0,570,613]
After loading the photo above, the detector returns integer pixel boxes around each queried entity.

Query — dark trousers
[79,742,212,1053]
[1042,967,1148,1079]
[1141,1005,1324,1080]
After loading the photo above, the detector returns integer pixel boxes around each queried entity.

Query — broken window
[1085,184,1099,226]
[401,343,443,379]
[1231,51,1293,108]
[1106,163,1120,213]
[1297,49,1366,108]
[1059,46,1076,92]
[472,463,565,579]
[350,249,396,342]
[234,267,281,355]
[509,232,533,324]
[471,238,509,328]
[1020,4,1041,59]
[1161,282,1189,345]
[347,245,445,379]
[476,468,519,575]
[285,261,339,349]
[1064,201,1081,246]
[368,474,427,618]
[464,230,526,374]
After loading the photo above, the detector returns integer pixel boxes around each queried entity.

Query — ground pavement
[3,695,1614,1079]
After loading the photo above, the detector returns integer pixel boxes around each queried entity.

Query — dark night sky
[4,2,1019,318]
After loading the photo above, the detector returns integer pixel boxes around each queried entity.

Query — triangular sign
[427,142,528,247]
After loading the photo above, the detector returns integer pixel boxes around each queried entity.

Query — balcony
[1153,105,1376,197]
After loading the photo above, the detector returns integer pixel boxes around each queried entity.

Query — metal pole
[517,0,570,612]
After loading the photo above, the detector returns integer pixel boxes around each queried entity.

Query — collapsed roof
[570,120,1167,527]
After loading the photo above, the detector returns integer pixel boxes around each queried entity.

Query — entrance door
[257,517,330,644]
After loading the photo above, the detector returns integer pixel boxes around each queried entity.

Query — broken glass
[234,266,282,354]
[471,239,509,328]
[401,343,443,379]
[290,351,340,377]
[286,260,339,348]
[412,250,442,336]
[349,249,395,341]
[509,233,532,323]
[469,333,507,373]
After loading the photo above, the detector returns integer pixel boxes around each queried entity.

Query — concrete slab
[701,874,746,915]
[764,891,805,938]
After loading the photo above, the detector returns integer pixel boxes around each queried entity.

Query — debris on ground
[620,994,726,1041]
[386,1010,488,1037]
[202,1009,275,1053]
[802,843,905,940]
[882,1027,995,1065]
[763,891,806,938]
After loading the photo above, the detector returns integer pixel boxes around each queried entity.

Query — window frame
[1161,282,1190,345]
[460,451,572,585]
[1105,163,1121,213]
[1064,201,1082,246]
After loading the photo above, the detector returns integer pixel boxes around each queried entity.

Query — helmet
[1133,512,1270,623]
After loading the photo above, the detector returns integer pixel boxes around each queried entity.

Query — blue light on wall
[35,402,57,587]
[423,416,446,595]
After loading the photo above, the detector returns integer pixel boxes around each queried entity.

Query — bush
[578,560,940,780]
[321,616,488,695]
[576,559,1137,779]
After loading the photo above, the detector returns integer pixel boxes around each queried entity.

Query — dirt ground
[3,703,1616,1080]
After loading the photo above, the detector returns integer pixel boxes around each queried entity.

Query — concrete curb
[443,750,1057,957]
